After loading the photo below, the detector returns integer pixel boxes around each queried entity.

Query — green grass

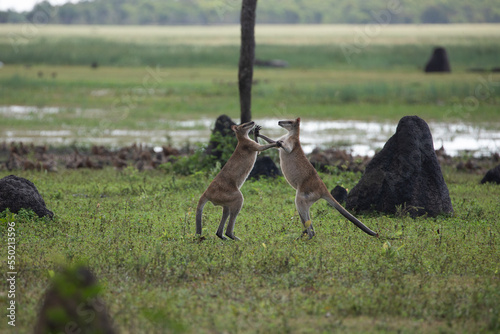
[1,37,500,71]
[1,66,499,129]
[0,24,499,332]
[0,167,499,333]
[1,24,499,143]
[1,24,499,70]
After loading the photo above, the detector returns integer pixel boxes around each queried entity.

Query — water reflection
[1,106,498,157]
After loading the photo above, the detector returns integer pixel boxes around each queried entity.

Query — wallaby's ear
[231,125,238,132]
[296,117,301,123]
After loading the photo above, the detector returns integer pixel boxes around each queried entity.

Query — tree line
[1,0,499,25]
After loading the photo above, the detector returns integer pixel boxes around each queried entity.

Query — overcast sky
[0,0,78,12]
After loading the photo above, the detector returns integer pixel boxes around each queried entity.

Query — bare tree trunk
[238,0,257,124]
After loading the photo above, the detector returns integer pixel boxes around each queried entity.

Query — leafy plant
[162,131,237,176]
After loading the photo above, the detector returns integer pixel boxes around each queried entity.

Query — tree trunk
[238,0,257,124]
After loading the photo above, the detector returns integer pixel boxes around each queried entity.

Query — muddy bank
[1,141,498,176]
[0,142,183,172]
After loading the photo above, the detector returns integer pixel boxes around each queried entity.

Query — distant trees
[0,11,9,23]
[1,0,499,24]
[420,5,450,24]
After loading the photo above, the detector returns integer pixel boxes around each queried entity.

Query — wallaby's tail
[324,194,378,237]
[196,195,208,235]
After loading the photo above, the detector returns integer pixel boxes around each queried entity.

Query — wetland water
[1,106,499,157]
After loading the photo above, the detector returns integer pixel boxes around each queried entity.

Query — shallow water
[1,106,499,157]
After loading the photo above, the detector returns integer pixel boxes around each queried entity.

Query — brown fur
[196,121,279,240]
[258,118,378,239]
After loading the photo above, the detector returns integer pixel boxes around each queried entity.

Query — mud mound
[346,116,453,217]
[0,175,53,218]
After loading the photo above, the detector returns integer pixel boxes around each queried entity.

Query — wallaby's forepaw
[276,140,284,148]
[254,125,262,137]
[253,125,262,143]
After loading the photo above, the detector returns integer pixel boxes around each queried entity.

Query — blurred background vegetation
[1,0,500,25]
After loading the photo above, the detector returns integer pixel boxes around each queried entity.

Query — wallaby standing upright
[257,118,378,239]
[196,121,280,240]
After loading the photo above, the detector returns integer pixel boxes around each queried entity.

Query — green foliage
[0,167,498,333]
[208,130,238,162]
[49,265,102,299]
[0,207,52,224]
[2,0,500,24]
[162,131,237,176]
[11,208,39,222]
[162,148,213,176]
[35,264,113,333]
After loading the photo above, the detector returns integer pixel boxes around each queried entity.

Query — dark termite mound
[424,47,451,73]
[0,175,54,218]
[481,164,500,184]
[346,116,453,217]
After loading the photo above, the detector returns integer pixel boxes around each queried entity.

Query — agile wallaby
[256,118,378,239]
[196,121,280,240]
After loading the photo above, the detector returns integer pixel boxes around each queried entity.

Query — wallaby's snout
[278,120,291,129]
[196,121,280,240]
[258,117,378,239]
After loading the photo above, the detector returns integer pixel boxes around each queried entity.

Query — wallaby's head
[278,118,300,133]
[231,121,255,138]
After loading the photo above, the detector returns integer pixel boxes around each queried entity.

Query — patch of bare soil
[1,141,498,178]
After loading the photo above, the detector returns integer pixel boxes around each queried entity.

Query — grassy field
[1,24,499,145]
[1,25,500,69]
[1,24,500,45]
[0,167,499,333]
[1,64,499,149]
[0,24,499,333]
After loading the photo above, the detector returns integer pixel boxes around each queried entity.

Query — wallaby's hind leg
[216,206,230,240]
[295,193,315,239]
[225,193,244,241]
